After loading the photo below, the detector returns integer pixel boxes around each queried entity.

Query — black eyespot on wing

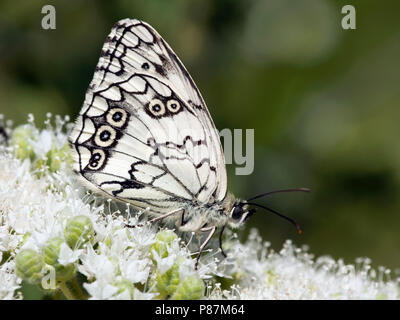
[90,160,99,167]
[87,149,108,171]
[100,130,111,141]
[106,107,129,128]
[146,99,166,118]
[92,153,101,161]
[166,99,181,113]
[93,125,118,148]
[112,112,123,121]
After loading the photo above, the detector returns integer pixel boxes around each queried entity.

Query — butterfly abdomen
[175,202,227,232]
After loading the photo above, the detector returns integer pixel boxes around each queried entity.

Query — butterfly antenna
[247,188,310,202]
[245,202,303,235]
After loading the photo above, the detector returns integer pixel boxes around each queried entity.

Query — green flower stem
[54,290,61,300]
[59,281,77,300]
[71,276,87,300]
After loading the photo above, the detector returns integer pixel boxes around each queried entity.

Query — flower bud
[376,293,388,300]
[152,262,180,299]
[15,249,45,284]
[58,143,73,166]
[10,125,35,161]
[33,159,47,176]
[114,279,134,299]
[45,144,72,172]
[265,269,277,288]
[171,275,204,300]
[43,237,76,282]
[64,215,94,249]
[104,236,112,248]
[46,146,62,172]
[150,230,177,259]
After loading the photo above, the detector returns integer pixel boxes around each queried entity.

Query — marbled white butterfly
[69,19,308,268]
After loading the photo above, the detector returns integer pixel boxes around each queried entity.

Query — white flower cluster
[0,115,399,300]
[212,231,400,299]
[0,115,218,300]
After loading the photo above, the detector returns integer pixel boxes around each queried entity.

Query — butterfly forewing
[70,19,227,214]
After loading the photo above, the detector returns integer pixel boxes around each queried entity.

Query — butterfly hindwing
[70,19,227,214]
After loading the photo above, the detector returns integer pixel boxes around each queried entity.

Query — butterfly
[0,120,8,146]
[69,19,308,269]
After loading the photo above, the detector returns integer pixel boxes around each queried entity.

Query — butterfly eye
[94,125,117,147]
[231,205,244,220]
[88,149,106,170]
[167,99,181,113]
[106,108,128,128]
[148,99,166,117]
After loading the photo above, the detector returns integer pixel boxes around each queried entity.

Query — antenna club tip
[300,188,311,192]
[298,229,303,235]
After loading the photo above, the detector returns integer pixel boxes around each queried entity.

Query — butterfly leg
[195,226,216,270]
[125,208,184,228]
[218,226,227,258]
[180,211,186,226]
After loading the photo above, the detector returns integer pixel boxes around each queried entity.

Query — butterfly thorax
[175,192,237,232]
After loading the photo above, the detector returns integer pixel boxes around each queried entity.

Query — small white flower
[128,225,156,248]
[84,279,119,300]
[0,226,21,252]
[0,261,20,300]
[78,245,116,283]
[151,249,175,274]
[58,242,82,266]
[31,130,53,157]
[119,255,150,284]
[133,288,158,300]
[111,289,131,300]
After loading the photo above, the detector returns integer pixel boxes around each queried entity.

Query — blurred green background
[1,0,400,273]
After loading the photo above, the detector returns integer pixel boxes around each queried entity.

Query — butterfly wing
[70,19,227,214]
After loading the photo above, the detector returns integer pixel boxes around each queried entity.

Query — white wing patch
[70,19,227,214]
